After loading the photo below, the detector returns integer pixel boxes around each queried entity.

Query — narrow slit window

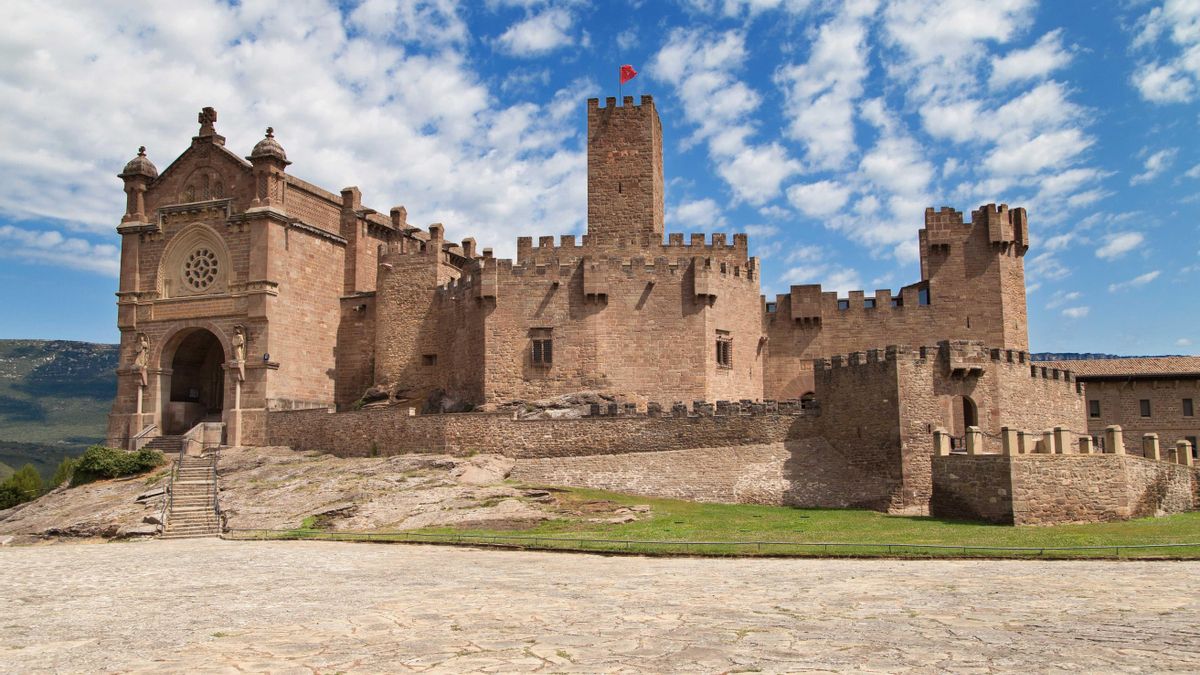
[1184,398,1194,417]
[422,354,437,367]
[1088,400,1100,418]
[1140,399,1151,417]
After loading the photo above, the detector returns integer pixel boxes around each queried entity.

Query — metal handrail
[208,446,223,531]
[221,528,1200,557]
[130,424,158,451]
[164,442,185,533]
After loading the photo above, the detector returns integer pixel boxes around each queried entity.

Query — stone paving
[2,540,1199,673]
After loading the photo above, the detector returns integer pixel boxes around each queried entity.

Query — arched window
[800,391,817,410]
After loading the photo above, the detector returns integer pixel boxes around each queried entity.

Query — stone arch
[156,323,232,434]
[157,223,232,299]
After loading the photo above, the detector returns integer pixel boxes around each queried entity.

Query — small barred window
[716,332,732,368]
[531,328,553,366]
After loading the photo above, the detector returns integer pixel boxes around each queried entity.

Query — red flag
[619,64,638,84]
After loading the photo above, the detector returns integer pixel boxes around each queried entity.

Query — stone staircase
[142,434,183,454]
[162,453,222,539]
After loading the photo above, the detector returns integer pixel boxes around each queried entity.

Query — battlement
[814,341,1080,391]
[516,231,750,265]
[579,398,815,418]
[770,282,930,322]
[922,202,1028,250]
[587,94,656,112]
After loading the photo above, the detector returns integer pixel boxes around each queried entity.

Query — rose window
[182,248,218,291]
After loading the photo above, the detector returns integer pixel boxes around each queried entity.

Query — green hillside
[0,339,117,480]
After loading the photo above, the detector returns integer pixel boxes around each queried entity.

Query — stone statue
[233,325,246,382]
[133,333,150,386]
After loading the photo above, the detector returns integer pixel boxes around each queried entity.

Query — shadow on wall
[780,438,891,510]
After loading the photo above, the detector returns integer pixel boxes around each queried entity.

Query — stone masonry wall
[511,438,887,508]
[1079,378,1200,456]
[267,406,817,459]
[763,205,1029,400]
[932,454,1197,525]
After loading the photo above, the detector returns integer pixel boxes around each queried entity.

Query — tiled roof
[1043,356,1200,378]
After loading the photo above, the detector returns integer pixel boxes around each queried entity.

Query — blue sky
[0,0,1196,354]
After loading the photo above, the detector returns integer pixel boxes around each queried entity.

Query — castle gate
[161,328,226,434]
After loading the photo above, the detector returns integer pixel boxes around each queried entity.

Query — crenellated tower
[586,95,664,245]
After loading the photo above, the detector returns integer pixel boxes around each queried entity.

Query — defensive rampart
[931,435,1199,525]
[267,405,818,459]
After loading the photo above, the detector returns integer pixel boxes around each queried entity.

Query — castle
[106,98,1197,522]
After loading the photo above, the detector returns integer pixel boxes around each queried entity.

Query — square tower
[586,95,664,243]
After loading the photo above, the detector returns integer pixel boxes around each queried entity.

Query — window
[1184,398,1194,417]
[891,296,903,308]
[765,302,777,313]
[1088,400,1101,418]
[837,299,850,310]
[530,328,552,366]
[1189,437,1199,459]
[716,331,732,368]
[1140,399,1151,417]
[864,298,876,309]
[422,354,437,366]
[918,288,930,305]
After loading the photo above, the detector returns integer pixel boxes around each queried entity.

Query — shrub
[0,464,44,509]
[51,456,78,487]
[70,445,165,486]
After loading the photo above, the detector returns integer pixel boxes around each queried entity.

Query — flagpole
[618,65,622,101]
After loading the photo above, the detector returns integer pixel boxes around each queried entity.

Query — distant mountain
[1031,352,1186,362]
[0,339,117,480]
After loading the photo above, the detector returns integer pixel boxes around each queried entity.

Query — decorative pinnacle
[265,127,274,138]
[137,146,146,156]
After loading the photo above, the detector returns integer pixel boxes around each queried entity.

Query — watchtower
[586,95,664,244]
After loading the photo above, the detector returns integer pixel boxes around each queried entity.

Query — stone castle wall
[764,205,1029,400]
[267,405,817,459]
[932,454,1198,525]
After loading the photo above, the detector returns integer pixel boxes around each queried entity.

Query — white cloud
[1061,306,1090,319]
[495,8,576,56]
[0,225,119,276]
[0,1,596,263]
[1178,338,1194,347]
[882,0,1036,100]
[780,263,862,294]
[786,180,852,217]
[1028,251,1070,283]
[1108,270,1161,292]
[616,28,638,52]
[1096,232,1146,259]
[1045,290,1081,309]
[1131,148,1177,185]
[667,198,726,229]
[1130,0,1200,104]
[775,1,876,169]
[742,224,779,238]
[785,244,825,264]
[650,29,801,204]
[348,0,468,44]
[1186,163,1200,179]
[989,29,1072,88]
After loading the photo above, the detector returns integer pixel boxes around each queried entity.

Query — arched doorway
[164,329,225,434]
[947,395,978,450]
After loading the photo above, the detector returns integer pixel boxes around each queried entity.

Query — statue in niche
[133,333,150,386]
[232,325,247,382]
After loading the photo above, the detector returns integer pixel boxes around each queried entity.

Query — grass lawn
[228,486,1200,558]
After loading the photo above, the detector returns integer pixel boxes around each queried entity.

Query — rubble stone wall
[932,454,1198,525]
[267,407,818,459]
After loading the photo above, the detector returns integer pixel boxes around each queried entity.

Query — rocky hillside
[0,447,649,542]
[0,339,117,479]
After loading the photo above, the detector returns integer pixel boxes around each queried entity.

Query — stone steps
[163,451,222,539]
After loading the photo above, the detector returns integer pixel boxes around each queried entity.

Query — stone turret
[118,146,157,223]
[247,127,290,210]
